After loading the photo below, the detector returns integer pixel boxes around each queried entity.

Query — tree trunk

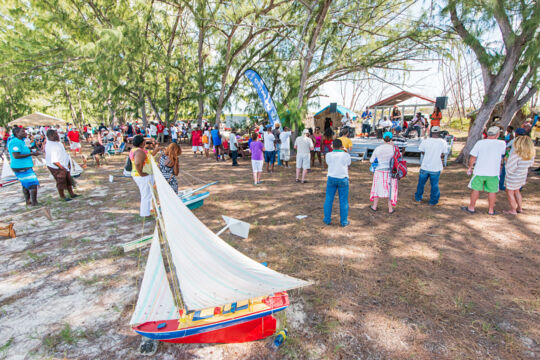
[197,25,205,125]
[64,86,79,125]
[456,96,499,163]
[77,89,85,126]
[297,0,332,109]
[139,92,148,129]
[146,93,162,122]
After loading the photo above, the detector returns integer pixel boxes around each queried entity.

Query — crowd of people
[1,111,537,228]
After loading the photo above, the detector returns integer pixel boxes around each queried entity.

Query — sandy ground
[0,139,538,360]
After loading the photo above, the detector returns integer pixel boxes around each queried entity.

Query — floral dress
[159,154,178,194]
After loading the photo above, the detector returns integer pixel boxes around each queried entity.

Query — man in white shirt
[149,123,157,139]
[229,128,239,166]
[323,138,351,227]
[377,116,392,138]
[170,125,178,143]
[404,113,424,138]
[414,127,449,205]
[294,129,314,183]
[462,126,506,215]
[45,129,78,201]
[341,113,353,127]
[279,127,292,168]
[263,125,276,172]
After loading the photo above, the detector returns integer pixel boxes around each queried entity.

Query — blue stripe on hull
[135,306,287,341]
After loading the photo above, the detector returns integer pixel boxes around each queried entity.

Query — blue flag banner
[244,69,280,126]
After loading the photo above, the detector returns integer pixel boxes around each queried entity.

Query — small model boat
[130,159,310,343]
[1,158,17,187]
[69,157,83,178]
[181,191,209,210]
[178,181,217,210]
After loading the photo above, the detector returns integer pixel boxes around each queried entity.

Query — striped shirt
[504,152,534,190]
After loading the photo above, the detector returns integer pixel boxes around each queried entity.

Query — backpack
[390,145,407,180]
[124,155,132,172]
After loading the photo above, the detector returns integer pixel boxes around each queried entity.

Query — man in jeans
[263,125,276,172]
[323,139,351,227]
[415,126,448,205]
[229,128,239,166]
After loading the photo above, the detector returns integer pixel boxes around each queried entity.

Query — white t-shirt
[419,138,449,172]
[45,140,70,169]
[326,151,351,179]
[229,133,238,151]
[294,136,313,155]
[470,139,506,176]
[341,116,353,127]
[370,143,394,170]
[150,125,157,136]
[280,131,292,150]
[379,119,392,128]
[263,132,275,151]
[170,126,178,139]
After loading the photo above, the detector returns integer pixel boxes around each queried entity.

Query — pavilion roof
[369,91,435,108]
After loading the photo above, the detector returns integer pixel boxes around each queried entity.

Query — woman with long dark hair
[159,142,182,193]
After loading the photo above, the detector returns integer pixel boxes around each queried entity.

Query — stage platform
[349,136,454,166]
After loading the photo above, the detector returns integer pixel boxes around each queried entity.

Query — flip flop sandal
[488,211,499,215]
[389,209,395,214]
[460,206,475,214]
[295,179,300,182]
[369,206,377,212]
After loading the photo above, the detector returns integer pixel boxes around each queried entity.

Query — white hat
[487,126,500,136]
[302,129,309,135]
[431,126,441,133]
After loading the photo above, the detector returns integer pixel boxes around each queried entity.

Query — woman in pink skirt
[369,132,398,213]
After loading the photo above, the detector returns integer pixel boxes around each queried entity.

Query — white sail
[69,157,83,176]
[151,158,311,311]
[33,157,46,167]
[130,227,179,325]
[1,158,16,180]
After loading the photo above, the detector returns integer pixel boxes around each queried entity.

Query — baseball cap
[515,128,527,136]
[487,126,501,136]
[383,131,393,139]
[431,126,441,133]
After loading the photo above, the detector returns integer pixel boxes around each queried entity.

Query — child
[279,126,292,168]
[222,135,229,161]
[249,132,264,185]
[202,128,210,158]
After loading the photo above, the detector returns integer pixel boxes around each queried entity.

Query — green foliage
[0,0,442,127]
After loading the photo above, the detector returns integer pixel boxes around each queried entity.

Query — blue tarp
[314,105,357,120]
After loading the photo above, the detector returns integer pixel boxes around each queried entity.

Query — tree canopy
[0,0,537,139]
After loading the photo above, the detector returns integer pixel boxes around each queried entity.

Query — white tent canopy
[8,112,66,127]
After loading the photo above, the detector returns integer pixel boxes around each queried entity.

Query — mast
[150,184,186,314]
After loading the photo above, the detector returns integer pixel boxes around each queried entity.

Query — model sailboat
[130,158,310,343]
[1,157,17,187]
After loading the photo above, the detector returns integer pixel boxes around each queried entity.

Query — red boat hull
[162,314,277,343]
[133,292,288,344]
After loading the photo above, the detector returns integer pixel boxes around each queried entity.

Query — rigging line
[179,168,208,184]
[150,179,185,313]
[133,216,146,313]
